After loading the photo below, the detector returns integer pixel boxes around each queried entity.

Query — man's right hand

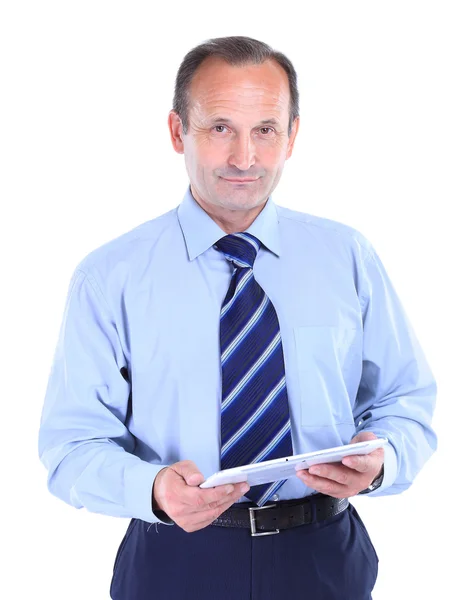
[152,460,250,533]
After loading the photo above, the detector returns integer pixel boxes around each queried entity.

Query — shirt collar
[177,185,281,261]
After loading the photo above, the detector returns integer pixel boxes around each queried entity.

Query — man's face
[169,57,299,213]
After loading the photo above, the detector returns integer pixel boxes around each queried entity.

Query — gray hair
[172,35,300,137]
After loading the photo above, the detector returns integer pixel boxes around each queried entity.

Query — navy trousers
[110,501,379,599]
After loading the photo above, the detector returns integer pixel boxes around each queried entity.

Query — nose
[228,133,256,172]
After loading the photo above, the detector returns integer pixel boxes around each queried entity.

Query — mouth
[221,177,259,183]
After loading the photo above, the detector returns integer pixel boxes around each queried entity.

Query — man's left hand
[296,431,385,498]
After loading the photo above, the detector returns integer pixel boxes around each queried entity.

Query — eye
[212,125,275,135]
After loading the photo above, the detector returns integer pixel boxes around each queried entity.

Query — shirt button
[272,494,279,501]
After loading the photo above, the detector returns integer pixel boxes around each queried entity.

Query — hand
[296,431,385,498]
[152,460,250,533]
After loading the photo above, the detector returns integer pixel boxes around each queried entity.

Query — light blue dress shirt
[38,185,437,525]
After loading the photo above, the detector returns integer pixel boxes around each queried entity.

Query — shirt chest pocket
[293,326,358,429]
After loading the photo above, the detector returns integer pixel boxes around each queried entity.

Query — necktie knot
[213,233,261,269]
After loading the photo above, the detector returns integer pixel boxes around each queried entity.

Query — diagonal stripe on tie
[221,376,286,455]
[214,232,294,507]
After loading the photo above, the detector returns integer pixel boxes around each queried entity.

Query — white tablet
[199,438,388,489]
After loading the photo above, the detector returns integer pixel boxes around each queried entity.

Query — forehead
[189,57,290,119]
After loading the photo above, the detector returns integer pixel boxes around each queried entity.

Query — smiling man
[169,55,298,233]
[38,36,437,600]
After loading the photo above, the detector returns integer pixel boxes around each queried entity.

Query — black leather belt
[211,494,349,537]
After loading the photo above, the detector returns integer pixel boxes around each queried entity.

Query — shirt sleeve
[353,245,438,496]
[38,267,173,525]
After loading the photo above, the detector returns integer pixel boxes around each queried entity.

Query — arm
[352,244,438,496]
[297,244,437,498]
[38,267,169,524]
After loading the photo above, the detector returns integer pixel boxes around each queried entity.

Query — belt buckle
[248,503,280,537]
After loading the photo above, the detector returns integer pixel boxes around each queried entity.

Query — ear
[168,110,185,155]
[286,116,300,159]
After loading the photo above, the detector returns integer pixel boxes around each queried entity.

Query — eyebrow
[208,117,280,127]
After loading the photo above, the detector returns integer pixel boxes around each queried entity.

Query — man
[38,36,437,599]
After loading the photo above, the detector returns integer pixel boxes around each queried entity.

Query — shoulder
[275,203,374,258]
[73,206,178,278]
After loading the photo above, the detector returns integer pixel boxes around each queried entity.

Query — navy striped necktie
[213,232,294,506]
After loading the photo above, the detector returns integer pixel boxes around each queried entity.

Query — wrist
[358,464,384,495]
[374,464,385,482]
[152,467,169,513]
[151,469,174,524]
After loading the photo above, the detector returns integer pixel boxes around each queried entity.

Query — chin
[225,199,265,211]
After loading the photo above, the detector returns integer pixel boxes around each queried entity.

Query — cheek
[194,144,224,171]
[263,147,287,167]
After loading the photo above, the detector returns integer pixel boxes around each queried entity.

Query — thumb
[172,460,205,486]
[350,430,378,444]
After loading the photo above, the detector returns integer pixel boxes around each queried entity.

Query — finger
[342,448,384,473]
[341,455,370,472]
[349,431,378,445]
[206,484,249,510]
[194,494,243,529]
[157,474,217,517]
[184,472,206,487]
[297,471,348,498]
[185,482,249,514]
[307,463,351,485]
[173,461,206,486]
[214,487,249,508]
[182,484,235,513]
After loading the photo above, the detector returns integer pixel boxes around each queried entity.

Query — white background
[1,1,460,598]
